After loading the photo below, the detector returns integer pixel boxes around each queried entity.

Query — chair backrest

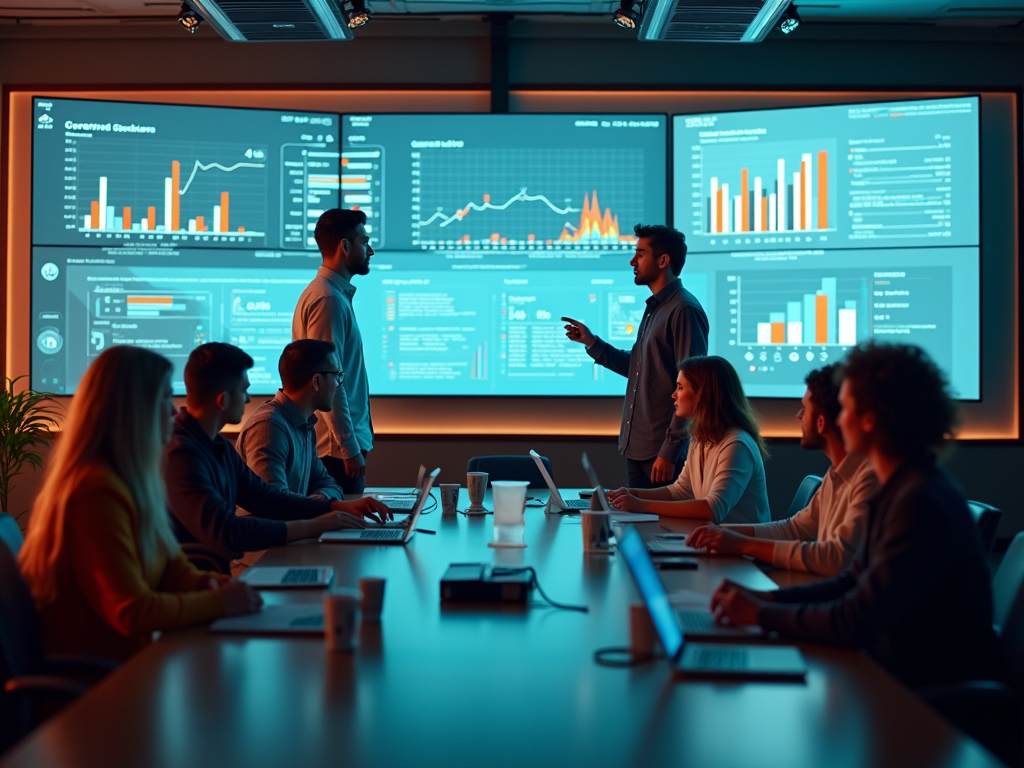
[786,475,823,518]
[0,533,43,683]
[0,513,24,557]
[997,565,1024,693]
[993,532,1024,633]
[467,455,553,488]
[967,501,1002,556]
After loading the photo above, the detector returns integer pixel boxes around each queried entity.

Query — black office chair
[467,455,553,488]
[0,538,118,752]
[0,513,24,558]
[920,530,1024,767]
[785,475,823,518]
[967,501,1002,556]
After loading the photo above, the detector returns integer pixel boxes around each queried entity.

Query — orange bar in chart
[800,160,808,230]
[815,295,828,343]
[740,169,749,232]
[220,192,229,233]
[818,151,828,229]
[196,216,205,232]
[127,296,173,305]
[90,201,100,229]
[715,188,723,233]
[770,323,785,344]
[761,196,768,232]
[238,226,245,233]
[123,207,131,230]
[171,160,181,232]
[147,206,156,231]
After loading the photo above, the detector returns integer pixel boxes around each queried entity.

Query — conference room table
[0,488,1005,768]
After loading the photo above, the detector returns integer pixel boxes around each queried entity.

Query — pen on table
[415,528,436,535]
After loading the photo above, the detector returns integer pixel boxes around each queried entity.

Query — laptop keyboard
[280,568,321,585]
[678,610,715,630]
[288,614,325,628]
[690,646,749,670]
[565,499,590,509]
[360,529,404,540]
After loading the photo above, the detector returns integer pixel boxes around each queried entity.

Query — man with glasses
[293,208,375,494]
[237,340,346,504]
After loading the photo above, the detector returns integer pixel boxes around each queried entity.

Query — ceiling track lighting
[345,0,372,29]
[613,0,641,29]
[778,4,801,34]
[178,1,203,34]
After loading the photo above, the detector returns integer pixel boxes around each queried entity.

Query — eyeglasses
[316,370,344,384]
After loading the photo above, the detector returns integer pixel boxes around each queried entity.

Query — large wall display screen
[31,97,339,393]
[674,96,980,399]
[343,113,668,395]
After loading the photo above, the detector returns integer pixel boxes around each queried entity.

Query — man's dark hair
[279,339,337,391]
[837,341,959,458]
[183,342,253,404]
[314,208,367,258]
[804,364,841,433]
[633,224,687,275]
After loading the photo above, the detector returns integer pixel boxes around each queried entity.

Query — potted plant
[0,376,61,522]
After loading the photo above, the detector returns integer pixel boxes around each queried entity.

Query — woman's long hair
[20,346,179,603]
[678,355,769,460]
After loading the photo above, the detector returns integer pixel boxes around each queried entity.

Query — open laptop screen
[618,527,684,659]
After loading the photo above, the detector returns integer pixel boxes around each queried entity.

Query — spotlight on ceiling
[178,2,203,33]
[346,0,372,28]
[613,0,640,29]
[778,4,801,34]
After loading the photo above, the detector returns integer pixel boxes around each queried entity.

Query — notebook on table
[210,604,325,635]
[619,526,802,674]
[321,468,439,545]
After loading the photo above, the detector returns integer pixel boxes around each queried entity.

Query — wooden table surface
[0,489,1003,768]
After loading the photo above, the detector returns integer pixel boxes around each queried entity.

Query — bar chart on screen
[340,146,384,247]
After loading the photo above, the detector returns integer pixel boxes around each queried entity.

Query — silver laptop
[238,566,334,588]
[647,533,705,556]
[321,468,439,545]
[530,450,590,510]
[372,465,426,512]
[210,603,326,635]
[619,526,804,678]
[579,452,660,525]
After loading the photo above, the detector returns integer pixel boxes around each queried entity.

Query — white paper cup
[359,577,386,623]
[439,484,460,515]
[491,480,529,547]
[581,511,612,553]
[323,588,361,652]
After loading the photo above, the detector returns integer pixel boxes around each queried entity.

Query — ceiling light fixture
[613,0,641,29]
[778,4,801,34]
[178,2,203,33]
[346,0,372,29]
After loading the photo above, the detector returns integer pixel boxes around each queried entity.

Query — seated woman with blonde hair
[19,345,261,661]
[607,355,770,524]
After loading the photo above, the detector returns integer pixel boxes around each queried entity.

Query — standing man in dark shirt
[710,342,1000,689]
[164,343,388,561]
[562,224,709,489]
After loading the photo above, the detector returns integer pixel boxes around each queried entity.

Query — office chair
[920,531,1024,767]
[0,538,118,752]
[0,513,24,558]
[967,501,1003,556]
[785,475,823,518]
[467,455,553,488]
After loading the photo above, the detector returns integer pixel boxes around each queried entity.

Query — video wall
[30,96,981,399]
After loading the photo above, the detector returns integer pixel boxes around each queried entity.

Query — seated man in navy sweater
[711,341,1000,689]
[165,342,388,560]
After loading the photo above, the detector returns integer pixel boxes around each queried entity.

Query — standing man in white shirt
[687,364,878,576]
[292,208,374,494]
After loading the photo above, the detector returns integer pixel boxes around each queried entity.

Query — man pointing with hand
[563,224,708,489]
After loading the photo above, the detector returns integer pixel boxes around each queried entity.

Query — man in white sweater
[688,365,877,576]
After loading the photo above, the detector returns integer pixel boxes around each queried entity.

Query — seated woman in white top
[607,355,770,524]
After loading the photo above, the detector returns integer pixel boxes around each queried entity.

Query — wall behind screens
[343,113,667,395]
[673,97,980,399]
[30,97,340,394]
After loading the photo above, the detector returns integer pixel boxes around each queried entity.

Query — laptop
[647,533,705,556]
[238,566,334,588]
[618,526,806,679]
[211,603,325,635]
[371,465,427,511]
[579,452,660,525]
[321,467,440,545]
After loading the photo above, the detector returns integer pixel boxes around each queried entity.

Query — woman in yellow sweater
[19,345,261,661]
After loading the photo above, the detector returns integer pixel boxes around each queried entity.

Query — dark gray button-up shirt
[587,278,709,463]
